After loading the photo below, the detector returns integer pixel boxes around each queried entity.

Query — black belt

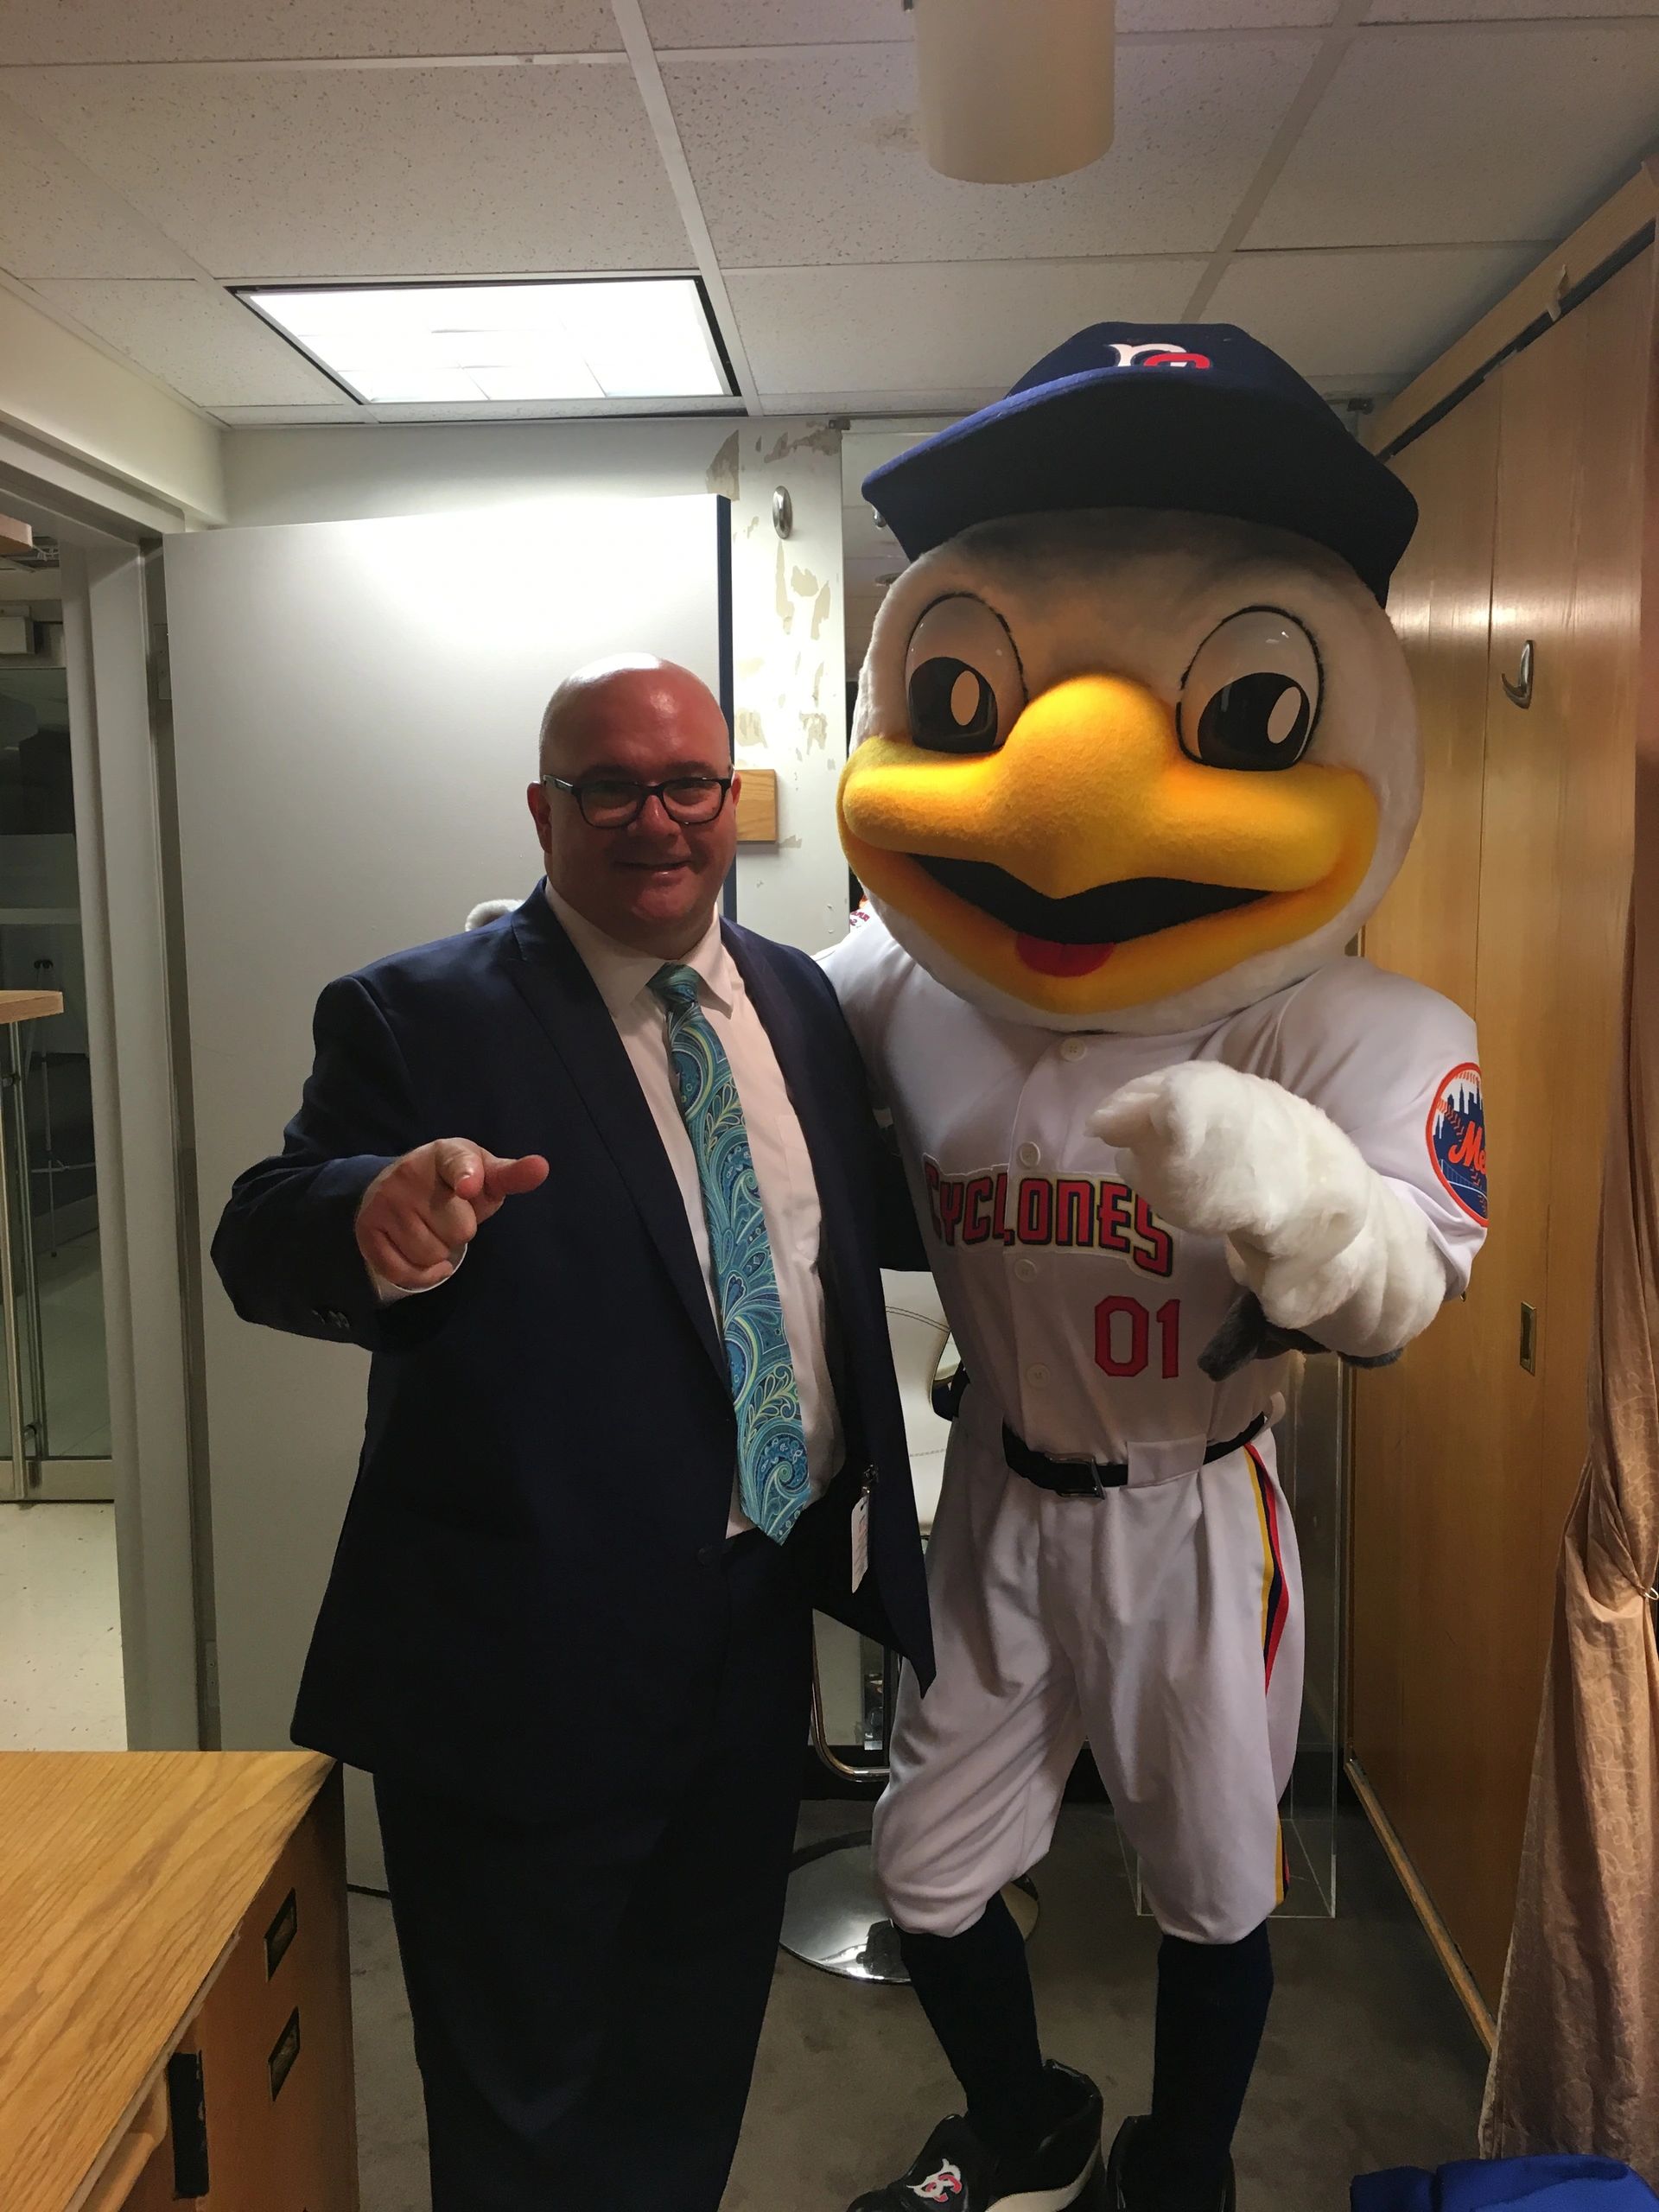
[1002,1412,1269,1500]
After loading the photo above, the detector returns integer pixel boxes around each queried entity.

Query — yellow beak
[839,674,1378,1016]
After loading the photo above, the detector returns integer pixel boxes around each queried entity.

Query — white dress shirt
[545,887,843,1534]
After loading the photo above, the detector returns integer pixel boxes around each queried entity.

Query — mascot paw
[1089,1062,1346,1253]
[1092,1063,1450,1361]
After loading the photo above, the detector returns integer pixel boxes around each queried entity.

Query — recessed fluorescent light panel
[238,278,733,405]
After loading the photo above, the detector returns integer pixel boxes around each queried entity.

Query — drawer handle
[264,1886,299,1977]
[1502,639,1534,709]
[269,2006,302,2103]
[82,2080,168,2212]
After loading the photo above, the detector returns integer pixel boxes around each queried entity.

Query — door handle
[1502,639,1534,709]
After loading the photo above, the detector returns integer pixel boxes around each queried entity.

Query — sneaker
[849,2061,1103,2211]
[1103,2118,1236,2212]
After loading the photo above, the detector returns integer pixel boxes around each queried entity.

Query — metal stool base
[780,1833,1039,1983]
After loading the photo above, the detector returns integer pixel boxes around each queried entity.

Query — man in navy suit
[213,655,934,2212]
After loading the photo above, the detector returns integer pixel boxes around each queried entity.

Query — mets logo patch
[1427,1062,1486,1224]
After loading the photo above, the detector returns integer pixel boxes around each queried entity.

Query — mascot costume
[820,326,1489,2212]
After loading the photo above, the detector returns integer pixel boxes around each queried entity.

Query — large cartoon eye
[904,595,1026,755]
[1178,607,1322,772]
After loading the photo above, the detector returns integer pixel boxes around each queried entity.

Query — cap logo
[1107,340,1211,370]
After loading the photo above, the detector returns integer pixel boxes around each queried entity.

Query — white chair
[779,1273,1039,1982]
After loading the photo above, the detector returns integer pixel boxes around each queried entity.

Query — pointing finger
[480,1152,550,1203]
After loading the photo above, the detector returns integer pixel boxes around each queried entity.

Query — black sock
[898,1897,1055,2163]
[1124,1922,1274,2212]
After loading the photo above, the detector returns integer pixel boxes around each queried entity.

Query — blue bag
[1354,2158,1659,2212]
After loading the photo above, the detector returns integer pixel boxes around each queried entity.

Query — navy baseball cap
[863,323,1417,603]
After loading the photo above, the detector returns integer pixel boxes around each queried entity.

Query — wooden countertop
[0,1751,335,2212]
[0,989,63,1026]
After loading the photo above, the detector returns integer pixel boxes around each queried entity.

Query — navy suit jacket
[212,888,933,1815]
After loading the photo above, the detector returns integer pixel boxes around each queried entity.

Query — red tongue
[1016,936,1116,977]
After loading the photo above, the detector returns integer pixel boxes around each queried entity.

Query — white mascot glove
[1089,1063,1450,1362]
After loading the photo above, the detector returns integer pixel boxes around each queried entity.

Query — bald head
[538,654,728,779]
[527,650,740,958]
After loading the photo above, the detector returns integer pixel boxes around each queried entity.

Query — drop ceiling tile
[1118,0,1337,22]
[0,2,618,63]
[642,0,899,42]
[29,279,347,404]
[213,404,365,423]
[1206,243,1548,385]
[4,64,689,279]
[0,95,199,278]
[1369,0,1656,18]
[730,259,1207,400]
[643,0,1337,41]
[664,36,1320,264]
[1249,22,1659,246]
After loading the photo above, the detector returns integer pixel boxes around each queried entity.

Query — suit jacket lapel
[507,890,725,1380]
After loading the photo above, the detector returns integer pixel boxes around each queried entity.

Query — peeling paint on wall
[763,424,842,464]
[730,420,848,950]
[704,430,740,501]
[774,542,794,634]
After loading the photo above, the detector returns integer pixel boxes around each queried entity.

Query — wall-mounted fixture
[735,767,779,843]
[908,0,1114,183]
[1503,639,1535,709]
[772,488,793,540]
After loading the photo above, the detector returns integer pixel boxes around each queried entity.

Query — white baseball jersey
[823,916,1485,1943]
[822,916,1485,1472]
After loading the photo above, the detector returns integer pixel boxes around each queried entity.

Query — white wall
[0,285,225,527]
[222,416,849,952]
[166,495,727,1878]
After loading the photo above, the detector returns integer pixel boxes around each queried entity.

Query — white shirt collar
[543,880,735,1020]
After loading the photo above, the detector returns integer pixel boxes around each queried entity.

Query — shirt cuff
[369,1243,467,1304]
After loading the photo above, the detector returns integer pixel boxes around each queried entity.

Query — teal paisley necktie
[651,963,811,1544]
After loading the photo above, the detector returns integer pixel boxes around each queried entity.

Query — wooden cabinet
[0,1752,358,2212]
[1351,246,1652,2012]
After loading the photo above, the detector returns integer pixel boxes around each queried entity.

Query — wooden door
[1353,374,1502,1979]
[1352,248,1649,2009]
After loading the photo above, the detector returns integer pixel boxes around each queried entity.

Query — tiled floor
[350,1799,1487,2212]
[0,1502,125,1747]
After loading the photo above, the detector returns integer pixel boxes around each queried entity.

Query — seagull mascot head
[838,324,1419,1034]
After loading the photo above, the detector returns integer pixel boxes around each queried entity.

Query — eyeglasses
[541,773,734,830]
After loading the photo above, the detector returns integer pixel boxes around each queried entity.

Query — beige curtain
[1479,342,1659,2181]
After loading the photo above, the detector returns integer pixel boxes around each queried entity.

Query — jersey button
[1017,1140,1041,1168]
[1026,1362,1050,1388]
[1060,1037,1087,1063]
[1014,1256,1038,1283]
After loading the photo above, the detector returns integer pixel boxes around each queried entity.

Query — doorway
[0,520,124,1750]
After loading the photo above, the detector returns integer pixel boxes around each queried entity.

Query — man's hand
[355,1140,550,1293]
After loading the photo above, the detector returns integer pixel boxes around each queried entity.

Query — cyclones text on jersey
[923,1158,1174,1276]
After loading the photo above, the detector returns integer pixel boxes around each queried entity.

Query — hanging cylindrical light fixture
[910,0,1115,185]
